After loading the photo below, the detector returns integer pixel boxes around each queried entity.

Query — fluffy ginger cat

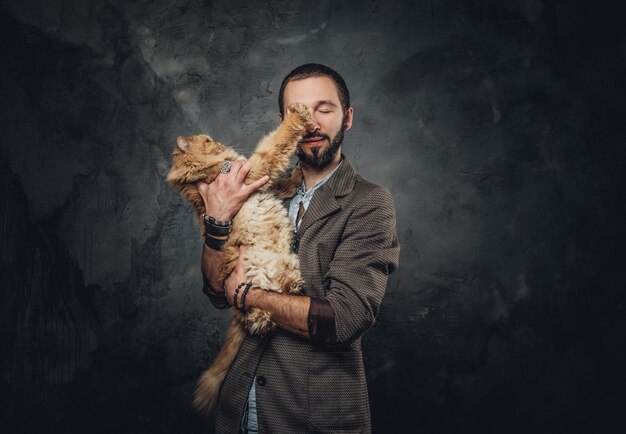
[166,103,313,412]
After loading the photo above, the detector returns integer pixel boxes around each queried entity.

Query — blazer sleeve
[323,186,400,346]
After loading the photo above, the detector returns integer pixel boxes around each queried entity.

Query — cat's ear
[176,136,190,152]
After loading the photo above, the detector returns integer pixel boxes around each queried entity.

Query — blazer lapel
[298,185,340,235]
[297,155,357,236]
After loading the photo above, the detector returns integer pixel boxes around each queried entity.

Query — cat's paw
[287,102,308,115]
[286,103,314,132]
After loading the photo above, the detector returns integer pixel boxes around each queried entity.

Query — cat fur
[166,103,312,412]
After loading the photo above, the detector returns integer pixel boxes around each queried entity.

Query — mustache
[301,132,330,141]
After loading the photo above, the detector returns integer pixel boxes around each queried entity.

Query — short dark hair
[278,63,351,117]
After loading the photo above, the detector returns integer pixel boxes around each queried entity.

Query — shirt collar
[295,160,343,200]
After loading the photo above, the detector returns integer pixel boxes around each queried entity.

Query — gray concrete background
[1,0,625,432]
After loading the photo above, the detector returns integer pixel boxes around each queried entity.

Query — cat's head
[167,134,239,185]
[174,134,227,159]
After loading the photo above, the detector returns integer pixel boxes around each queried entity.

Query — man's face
[282,76,353,170]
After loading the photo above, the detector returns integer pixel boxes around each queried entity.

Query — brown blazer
[213,156,400,433]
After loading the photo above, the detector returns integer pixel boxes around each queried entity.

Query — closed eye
[316,100,338,113]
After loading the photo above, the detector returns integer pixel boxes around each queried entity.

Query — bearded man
[197,63,400,433]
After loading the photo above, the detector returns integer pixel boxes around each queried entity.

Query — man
[197,63,400,433]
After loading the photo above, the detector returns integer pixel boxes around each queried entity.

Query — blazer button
[257,375,266,386]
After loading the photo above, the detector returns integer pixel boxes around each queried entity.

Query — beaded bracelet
[233,282,246,308]
[239,282,253,312]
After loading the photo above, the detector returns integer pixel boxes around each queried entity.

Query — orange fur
[167,103,311,413]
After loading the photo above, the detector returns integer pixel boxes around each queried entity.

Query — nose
[307,113,321,133]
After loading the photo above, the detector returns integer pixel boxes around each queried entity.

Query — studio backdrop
[1,1,624,433]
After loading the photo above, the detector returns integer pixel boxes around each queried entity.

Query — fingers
[223,252,248,304]
[237,246,247,266]
[237,159,253,183]
[196,181,211,206]
[230,247,246,273]
[245,175,270,194]
[211,160,242,187]
[230,160,244,176]
[232,248,245,272]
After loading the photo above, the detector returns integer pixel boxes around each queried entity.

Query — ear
[176,136,190,152]
[343,107,354,131]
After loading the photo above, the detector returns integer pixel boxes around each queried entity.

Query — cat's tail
[193,315,246,413]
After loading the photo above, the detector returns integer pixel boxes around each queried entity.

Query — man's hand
[197,160,269,221]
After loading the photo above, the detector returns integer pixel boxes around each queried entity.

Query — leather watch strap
[205,234,226,251]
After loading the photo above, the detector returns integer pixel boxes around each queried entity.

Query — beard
[296,127,345,170]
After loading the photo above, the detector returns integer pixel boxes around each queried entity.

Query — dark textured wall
[1,1,625,433]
